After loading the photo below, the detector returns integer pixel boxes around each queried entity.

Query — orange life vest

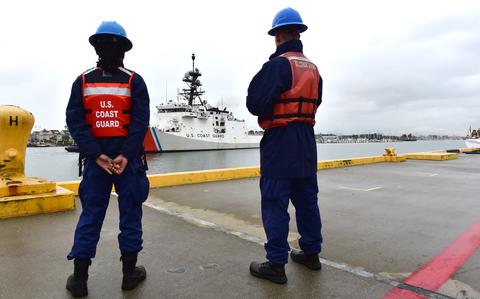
[82,67,134,137]
[258,52,321,130]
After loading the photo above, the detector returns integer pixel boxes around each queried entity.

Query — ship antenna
[192,53,195,71]
[179,53,205,106]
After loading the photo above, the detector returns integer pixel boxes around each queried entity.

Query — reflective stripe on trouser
[67,158,149,259]
[260,174,322,264]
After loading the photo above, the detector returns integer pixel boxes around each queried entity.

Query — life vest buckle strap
[274,97,317,104]
[298,97,304,114]
[271,113,315,119]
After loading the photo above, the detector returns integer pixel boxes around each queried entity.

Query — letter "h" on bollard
[9,115,18,126]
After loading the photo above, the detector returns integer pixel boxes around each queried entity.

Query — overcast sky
[1,0,479,136]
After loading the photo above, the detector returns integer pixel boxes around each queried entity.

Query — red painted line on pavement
[383,219,480,299]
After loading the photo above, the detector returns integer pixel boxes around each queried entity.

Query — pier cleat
[66,258,91,297]
[290,249,322,270]
[249,261,287,284]
[121,253,147,290]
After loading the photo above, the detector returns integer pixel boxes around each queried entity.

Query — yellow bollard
[0,105,74,219]
[0,105,33,178]
[0,105,56,197]
[384,148,396,156]
[383,147,406,162]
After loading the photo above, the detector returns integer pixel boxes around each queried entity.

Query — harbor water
[27,140,466,182]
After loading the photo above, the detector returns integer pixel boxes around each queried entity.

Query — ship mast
[180,53,205,106]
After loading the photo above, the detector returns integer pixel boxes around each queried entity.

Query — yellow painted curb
[403,152,458,161]
[149,154,408,188]
[148,167,261,189]
[57,156,402,192]
[317,156,385,169]
[430,148,478,154]
[55,148,468,193]
[460,147,480,153]
[0,186,75,219]
[57,167,262,194]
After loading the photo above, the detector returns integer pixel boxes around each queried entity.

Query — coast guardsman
[247,7,323,284]
[65,21,150,297]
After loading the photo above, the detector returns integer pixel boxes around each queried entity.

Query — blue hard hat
[268,7,308,36]
[89,21,133,51]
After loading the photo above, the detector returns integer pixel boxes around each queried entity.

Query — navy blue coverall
[66,69,150,259]
[247,40,323,265]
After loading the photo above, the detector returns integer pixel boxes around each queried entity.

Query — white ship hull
[145,127,260,152]
[465,138,480,148]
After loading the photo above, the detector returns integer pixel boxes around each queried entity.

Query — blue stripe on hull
[151,128,163,152]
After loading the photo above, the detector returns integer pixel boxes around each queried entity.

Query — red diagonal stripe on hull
[143,128,158,152]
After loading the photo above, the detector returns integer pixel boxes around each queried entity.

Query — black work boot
[249,261,287,284]
[66,258,91,297]
[290,249,322,270]
[121,253,147,290]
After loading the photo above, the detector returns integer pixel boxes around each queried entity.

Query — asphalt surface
[0,154,479,298]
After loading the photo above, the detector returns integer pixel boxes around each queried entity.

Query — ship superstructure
[144,54,261,152]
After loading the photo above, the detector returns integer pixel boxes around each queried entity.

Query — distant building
[29,129,74,146]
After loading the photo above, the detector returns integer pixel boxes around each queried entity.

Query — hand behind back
[95,154,129,175]
[112,155,128,175]
[95,154,114,174]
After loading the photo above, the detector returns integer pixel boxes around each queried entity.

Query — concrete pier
[0,154,479,298]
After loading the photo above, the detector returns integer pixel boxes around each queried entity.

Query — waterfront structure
[315,133,463,144]
[29,129,74,146]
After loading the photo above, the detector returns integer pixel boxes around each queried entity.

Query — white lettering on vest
[95,120,120,128]
[294,61,316,70]
[95,110,119,118]
[100,101,113,108]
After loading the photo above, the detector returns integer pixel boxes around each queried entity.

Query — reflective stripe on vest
[258,52,320,130]
[82,67,134,138]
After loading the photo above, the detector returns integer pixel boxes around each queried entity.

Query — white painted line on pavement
[415,172,439,177]
[339,186,383,192]
[365,187,383,191]
[143,201,264,244]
